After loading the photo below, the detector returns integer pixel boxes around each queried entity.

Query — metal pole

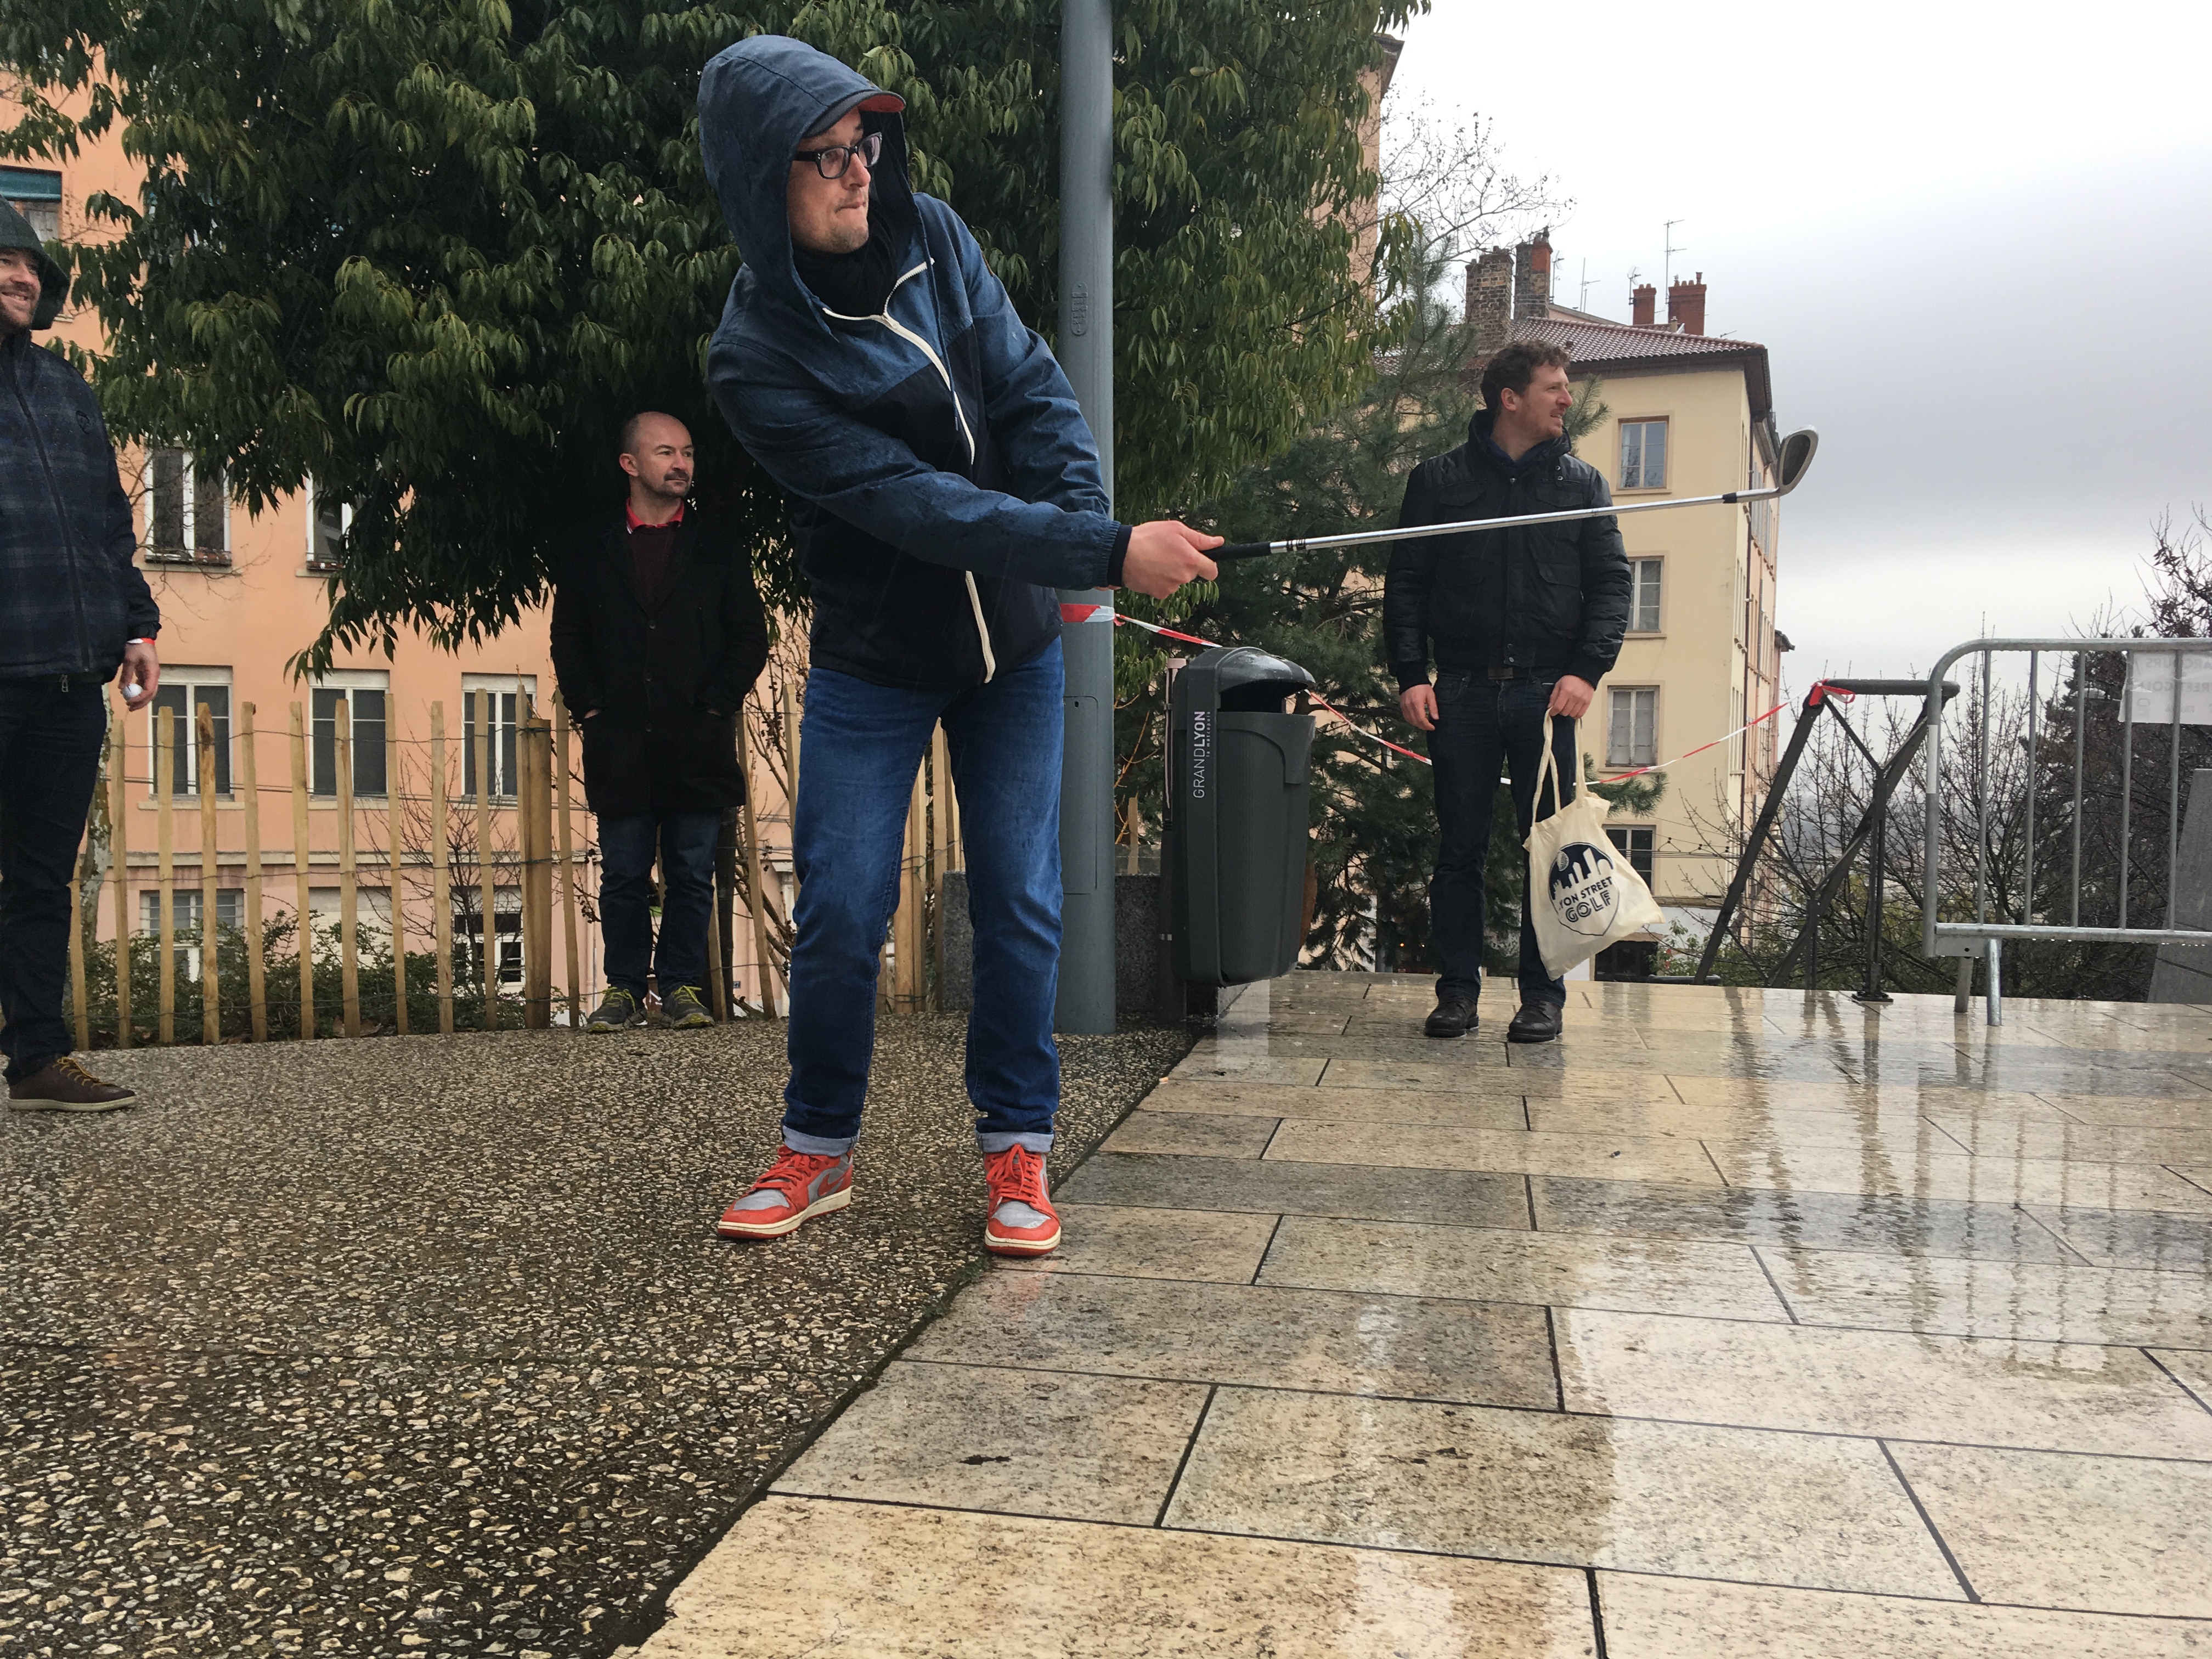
[1975,650,1991,932]
[2070,662,2085,928]
[1857,770,1889,1004]
[1921,672,1945,957]
[1804,901,1819,1003]
[2022,650,2038,926]
[1053,0,1116,1035]
[2119,651,2134,929]
[1986,936,2002,1026]
[2169,648,2184,929]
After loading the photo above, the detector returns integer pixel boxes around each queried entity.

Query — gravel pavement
[0,1015,1190,1657]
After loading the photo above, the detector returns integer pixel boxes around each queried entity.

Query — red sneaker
[716,1146,854,1240]
[982,1145,1062,1257]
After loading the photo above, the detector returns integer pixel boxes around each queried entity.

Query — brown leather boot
[8,1056,137,1112]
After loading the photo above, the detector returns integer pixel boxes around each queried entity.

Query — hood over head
[0,197,69,330]
[698,36,912,321]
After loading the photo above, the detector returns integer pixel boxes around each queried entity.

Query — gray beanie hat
[0,198,69,330]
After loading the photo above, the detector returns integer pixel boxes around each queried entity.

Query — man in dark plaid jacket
[0,198,159,1110]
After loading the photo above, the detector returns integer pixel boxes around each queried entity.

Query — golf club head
[1775,427,1819,494]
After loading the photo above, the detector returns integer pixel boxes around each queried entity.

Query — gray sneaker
[586,989,645,1032]
[663,985,714,1029]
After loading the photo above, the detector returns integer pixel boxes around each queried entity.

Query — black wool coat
[549,505,770,816]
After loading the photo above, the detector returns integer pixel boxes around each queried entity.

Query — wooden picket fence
[59,682,966,1048]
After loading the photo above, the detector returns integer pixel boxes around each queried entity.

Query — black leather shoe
[1425,997,1478,1039]
[1506,1001,1564,1043]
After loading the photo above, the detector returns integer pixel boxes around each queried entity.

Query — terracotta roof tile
[1513,316,1768,359]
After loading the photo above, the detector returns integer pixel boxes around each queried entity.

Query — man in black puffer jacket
[1384,339,1630,1045]
[0,200,160,1110]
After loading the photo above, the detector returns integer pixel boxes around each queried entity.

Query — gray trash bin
[1167,645,1317,986]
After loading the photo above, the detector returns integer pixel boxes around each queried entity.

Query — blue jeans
[1427,672,1577,1008]
[599,810,721,999]
[782,639,1063,1156]
[0,678,106,1081]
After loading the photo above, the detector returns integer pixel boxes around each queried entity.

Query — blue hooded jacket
[700,36,1120,690]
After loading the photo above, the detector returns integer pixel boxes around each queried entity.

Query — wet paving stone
[1531,1176,2074,1262]
[0,1016,1189,1657]
[1058,1150,1532,1229]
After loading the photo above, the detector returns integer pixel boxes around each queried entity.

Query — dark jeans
[1428,672,1578,1008]
[0,678,107,1082]
[782,639,1064,1156]
[598,810,722,1000]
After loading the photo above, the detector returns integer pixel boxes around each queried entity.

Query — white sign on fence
[2123,652,2212,726]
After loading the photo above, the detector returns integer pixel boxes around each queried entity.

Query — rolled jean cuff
[977,1130,1054,1154]
[782,1127,857,1156]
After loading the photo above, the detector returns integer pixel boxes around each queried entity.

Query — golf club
[1212,426,1819,563]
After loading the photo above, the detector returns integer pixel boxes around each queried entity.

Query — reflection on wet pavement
[642,978,2212,1656]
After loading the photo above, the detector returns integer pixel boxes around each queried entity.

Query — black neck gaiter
[792,212,899,318]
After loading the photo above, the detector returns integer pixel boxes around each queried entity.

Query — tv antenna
[1578,258,1596,311]
[1664,219,1689,290]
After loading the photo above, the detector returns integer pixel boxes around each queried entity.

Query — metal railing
[1922,637,2212,1023]
[1696,678,1956,993]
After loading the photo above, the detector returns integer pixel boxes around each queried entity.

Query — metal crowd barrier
[1923,637,2212,1024]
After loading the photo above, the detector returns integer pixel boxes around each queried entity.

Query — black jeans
[0,677,107,1081]
[1427,671,1577,1008]
[598,810,722,1000]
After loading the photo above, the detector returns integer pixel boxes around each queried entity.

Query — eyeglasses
[791,130,882,180]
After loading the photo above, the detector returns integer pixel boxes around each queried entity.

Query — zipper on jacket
[823,265,998,683]
[4,341,97,673]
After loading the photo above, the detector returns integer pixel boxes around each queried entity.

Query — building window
[146,673,233,797]
[1629,558,1663,633]
[1605,825,1655,884]
[310,675,390,798]
[145,450,230,563]
[1620,419,1668,490]
[308,482,354,572]
[1607,687,1658,769]
[308,887,395,953]
[1,165,61,240]
[142,887,243,980]
[456,890,522,984]
[461,676,535,800]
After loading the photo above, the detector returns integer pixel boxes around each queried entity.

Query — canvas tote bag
[1524,715,1667,977]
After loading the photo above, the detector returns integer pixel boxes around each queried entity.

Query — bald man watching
[551,412,770,1030]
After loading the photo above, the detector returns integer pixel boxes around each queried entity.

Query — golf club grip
[1215,540,1276,563]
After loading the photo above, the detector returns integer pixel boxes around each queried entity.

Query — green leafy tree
[1,0,1413,667]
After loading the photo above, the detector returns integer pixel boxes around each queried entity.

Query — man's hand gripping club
[1118,521,1222,600]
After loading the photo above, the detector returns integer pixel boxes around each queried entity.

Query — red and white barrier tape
[1074,602,1832,783]
[1597,680,1848,782]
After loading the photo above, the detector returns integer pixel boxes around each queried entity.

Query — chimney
[1630,283,1657,327]
[1667,272,1707,336]
[1514,228,1552,321]
[1468,246,1514,354]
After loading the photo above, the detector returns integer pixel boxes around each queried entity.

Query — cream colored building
[1469,241,1786,932]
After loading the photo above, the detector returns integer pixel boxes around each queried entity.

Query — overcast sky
[1386,0,2212,686]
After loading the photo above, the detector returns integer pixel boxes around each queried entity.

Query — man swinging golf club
[696,36,1219,1255]
[1385,340,1630,1043]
